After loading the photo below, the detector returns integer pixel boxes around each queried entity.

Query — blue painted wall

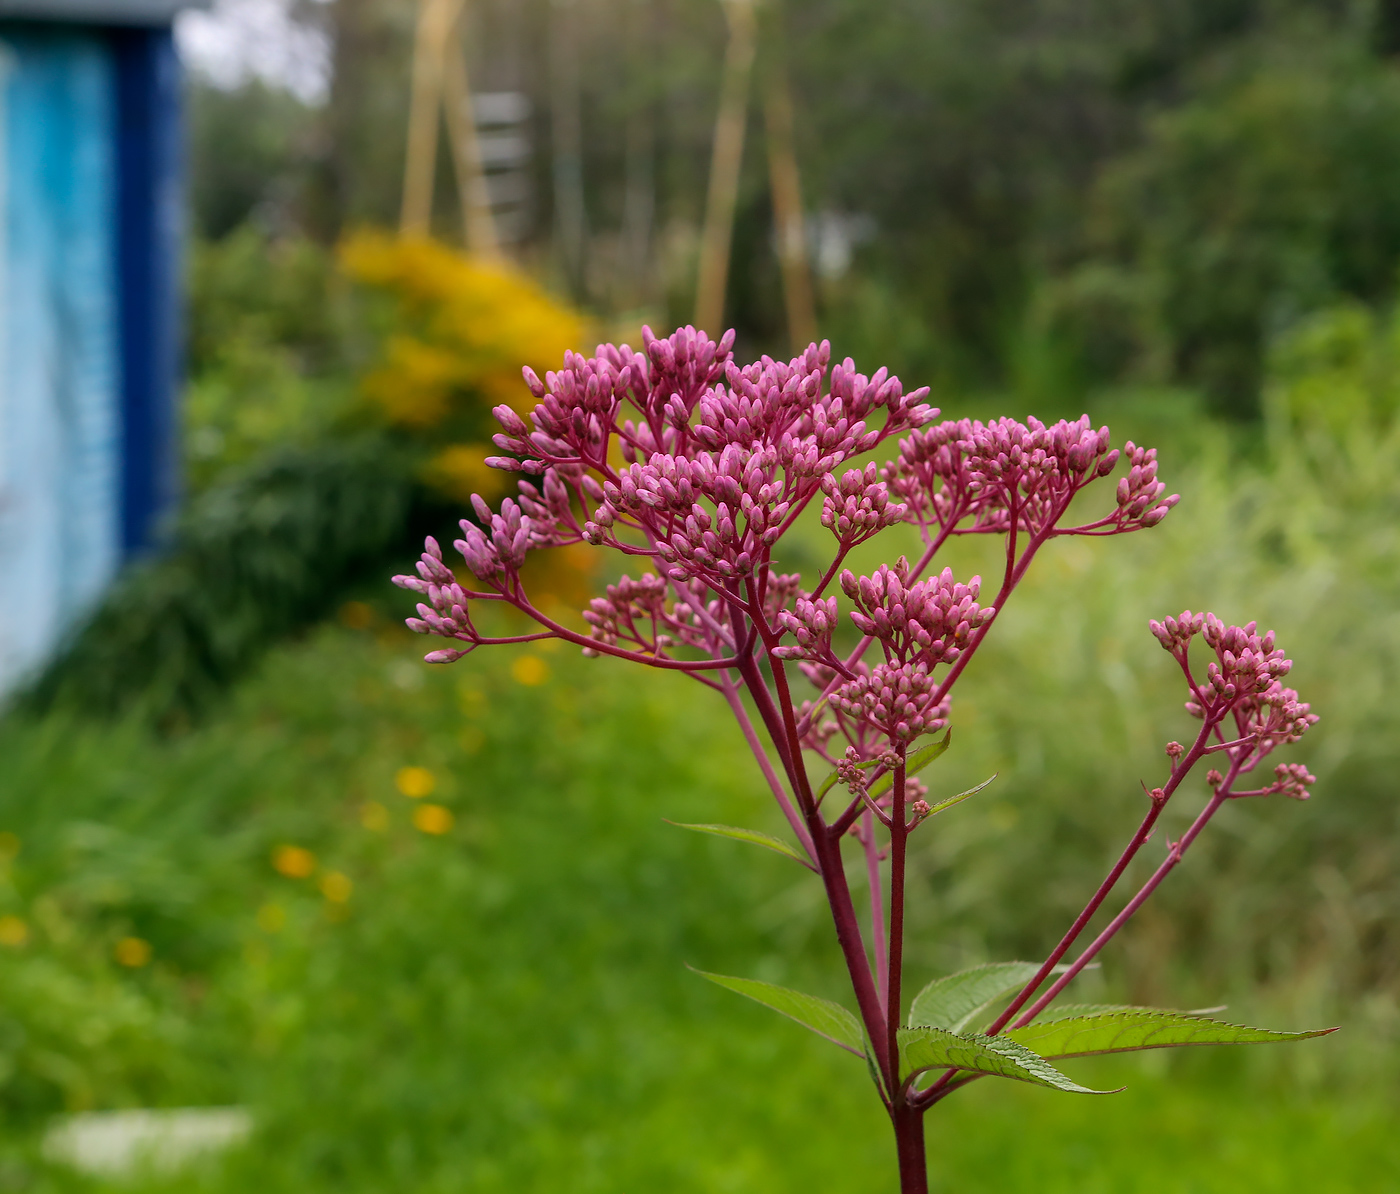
[0,26,121,693]
[0,20,182,694]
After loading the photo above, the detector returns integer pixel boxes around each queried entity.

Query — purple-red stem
[886,760,909,1078]
[1012,771,1237,1026]
[982,714,1223,1037]
[864,808,888,1006]
[720,678,819,865]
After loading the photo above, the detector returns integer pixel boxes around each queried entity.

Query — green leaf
[909,961,1055,1031]
[867,730,952,800]
[692,969,865,1056]
[667,822,810,867]
[923,772,997,817]
[898,1025,1114,1093]
[1006,1010,1338,1060]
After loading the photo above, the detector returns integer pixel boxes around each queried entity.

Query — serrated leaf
[867,730,952,800]
[1031,1004,1223,1020]
[692,969,865,1056]
[898,1026,1114,1093]
[667,822,810,866]
[909,961,1058,1031]
[1006,1010,1338,1059]
[923,772,997,817]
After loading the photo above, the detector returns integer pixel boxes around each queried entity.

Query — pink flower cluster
[1150,610,1319,800]
[882,415,1179,540]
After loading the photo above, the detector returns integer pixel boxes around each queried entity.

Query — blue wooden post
[0,1,198,693]
[112,23,181,555]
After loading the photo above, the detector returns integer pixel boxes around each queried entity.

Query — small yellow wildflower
[413,804,454,835]
[0,915,28,947]
[115,937,152,967]
[273,845,316,878]
[395,766,436,799]
[319,872,353,903]
[511,655,550,686]
[360,801,390,831]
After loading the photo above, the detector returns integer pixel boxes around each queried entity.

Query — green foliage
[669,824,810,866]
[908,962,1046,1031]
[1007,1009,1335,1059]
[693,971,864,1054]
[898,1026,1108,1093]
[1084,44,1400,414]
[187,82,321,240]
[0,614,1392,1189]
[21,439,433,725]
[184,228,354,489]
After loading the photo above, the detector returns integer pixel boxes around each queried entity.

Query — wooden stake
[764,58,816,351]
[401,0,466,237]
[695,0,757,334]
[442,39,500,256]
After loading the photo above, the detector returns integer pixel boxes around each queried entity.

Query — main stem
[885,760,908,1092]
[893,1105,928,1194]
[887,760,927,1193]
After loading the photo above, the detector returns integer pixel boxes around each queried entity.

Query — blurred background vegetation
[2,0,1399,1188]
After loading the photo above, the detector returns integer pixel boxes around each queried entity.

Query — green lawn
[0,617,1392,1192]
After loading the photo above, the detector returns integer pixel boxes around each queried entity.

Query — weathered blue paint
[0,25,121,693]
[0,13,189,694]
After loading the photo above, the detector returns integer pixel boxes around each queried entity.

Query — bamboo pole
[401,0,466,237]
[442,39,500,256]
[550,0,587,293]
[694,0,757,334]
[763,59,816,351]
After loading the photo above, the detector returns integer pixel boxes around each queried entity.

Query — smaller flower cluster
[1269,762,1317,801]
[881,415,1179,543]
[393,537,474,662]
[456,495,536,578]
[964,415,1132,535]
[490,327,736,472]
[774,596,838,662]
[820,463,906,545]
[832,662,952,742]
[840,563,993,666]
[1149,610,1318,797]
[1113,443,1178,529]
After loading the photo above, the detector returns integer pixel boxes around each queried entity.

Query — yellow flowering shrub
[340,232,586,501]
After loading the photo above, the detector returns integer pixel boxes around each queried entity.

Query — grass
[0,605,1394,1192]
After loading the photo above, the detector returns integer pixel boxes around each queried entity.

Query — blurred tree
[187,80,319,239]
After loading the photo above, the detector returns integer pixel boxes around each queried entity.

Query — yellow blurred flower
[339,601,374,630]
[0,915,28,947]
[511,655,550,687]
[319,872,353,903]
[360,801,390,831]
[423,443,512,503]
[339,231,584,432]
[273,845,316,878]
[115,937,152,968]
[395,766,436,799]
[413,804,454,835]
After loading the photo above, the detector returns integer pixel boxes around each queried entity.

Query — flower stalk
[393,327,1319,1192]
